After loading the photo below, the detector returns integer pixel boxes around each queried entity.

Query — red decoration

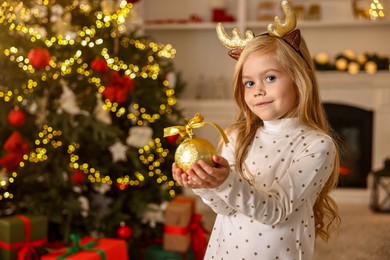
[102,71,135,105]
[0,131,29,171]
[166,134,179,145]
[7,109,26,127]
[27,48,51,70]
[340,164,352,175]
[90,58,108,75]
[117,225,132,240]
[41,237,129,260]
[70,169,85,184]
[189,14,203,23]
[116,183,128,191]
[127,0,140,3]
[212,9,235,22]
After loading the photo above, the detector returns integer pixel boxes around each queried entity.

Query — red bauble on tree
[117,222,132,239]
[116,182,128,191]
[90,58,108,75]
[102,71,135,105]
[70,169,85,184]
[28,48,51,70]
[166,133,179,145]
[7,109,26,127]
[0,131,29,172]
[127,0,140,3]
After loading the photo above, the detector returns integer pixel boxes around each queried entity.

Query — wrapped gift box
[144,243,195,260]
[0,214,48,260]
[41,237,128,260]
[163,196,195,252]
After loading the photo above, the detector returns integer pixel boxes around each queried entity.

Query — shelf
[144,22,238,31]
[317,71,390,89]
[246,19,390,29]
[144,19,390,31]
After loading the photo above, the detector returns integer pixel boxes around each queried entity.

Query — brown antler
[216,23,255,49]
[267,0,296,37]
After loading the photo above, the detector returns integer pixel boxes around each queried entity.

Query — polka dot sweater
[193,117,336,260]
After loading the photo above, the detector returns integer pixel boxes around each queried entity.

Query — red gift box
[41,236,128,260]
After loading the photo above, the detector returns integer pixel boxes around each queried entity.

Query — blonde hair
[222,34,340,241]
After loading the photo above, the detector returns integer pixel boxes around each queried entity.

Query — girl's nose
[254,86,266,96]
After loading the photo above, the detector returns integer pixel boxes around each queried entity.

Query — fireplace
[323,102,373,188]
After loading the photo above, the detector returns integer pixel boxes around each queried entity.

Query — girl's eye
[265,75,276,83]
[244,81,255,88]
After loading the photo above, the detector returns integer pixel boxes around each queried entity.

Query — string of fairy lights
[0,0,179,200]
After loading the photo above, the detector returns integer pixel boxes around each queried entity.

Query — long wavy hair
[221,34,341,241]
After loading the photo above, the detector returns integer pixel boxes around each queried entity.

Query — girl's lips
[255,101,273,107]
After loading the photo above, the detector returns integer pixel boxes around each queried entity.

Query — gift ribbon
[163,113,229,144]
[56,234,107,260]
[164,225,188,235]
[163,197,196,236]
[0,215,47,260]
[188,214,209,260]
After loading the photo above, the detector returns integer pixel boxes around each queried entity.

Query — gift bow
[0,215,47,260]
[188,214,209,260]
[56,234,106,260]
[163,113,229,144]
[15,215,47,260]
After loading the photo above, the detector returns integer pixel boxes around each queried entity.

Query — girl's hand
[187,155,230,189]
[172,155,230,189]
[172,162,189,187]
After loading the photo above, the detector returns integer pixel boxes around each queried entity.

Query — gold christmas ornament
[335,58,348,71]
[343,49,356,60]
[358,54,368,65]
[314,52,330,65]
[174,137,216,172]
[365,61,377,74]
[348,61,360,75]
[164,113,228,172]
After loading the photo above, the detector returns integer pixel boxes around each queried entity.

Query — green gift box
[0,215,48,260]
[144,244,195,260]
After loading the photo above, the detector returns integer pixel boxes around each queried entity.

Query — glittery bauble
[175,137,216,172]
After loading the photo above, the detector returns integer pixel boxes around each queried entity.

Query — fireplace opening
[323,103,373,188]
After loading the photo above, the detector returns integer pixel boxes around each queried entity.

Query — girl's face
[242,51,297,121]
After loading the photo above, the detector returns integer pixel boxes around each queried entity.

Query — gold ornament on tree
[164,113,229,172]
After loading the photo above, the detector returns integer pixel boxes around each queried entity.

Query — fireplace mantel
[318,72,390,112]
[178,72,390,171]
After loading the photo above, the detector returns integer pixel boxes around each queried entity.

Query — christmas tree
[0,0,186,243]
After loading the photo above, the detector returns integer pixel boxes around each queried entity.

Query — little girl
[172,1,340,259]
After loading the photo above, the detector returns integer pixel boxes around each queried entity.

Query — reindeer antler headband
[216,0,301,60]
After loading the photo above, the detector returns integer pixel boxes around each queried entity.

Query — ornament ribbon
[0,215,47,260]
[163,113,229,144]
[56,234,106,260]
